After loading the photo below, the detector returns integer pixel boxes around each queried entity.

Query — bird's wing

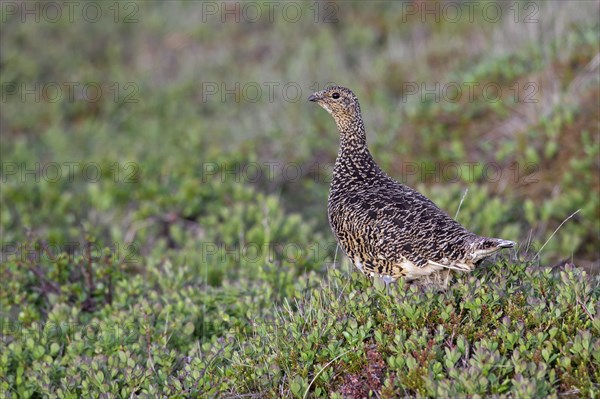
[363,182,477,268]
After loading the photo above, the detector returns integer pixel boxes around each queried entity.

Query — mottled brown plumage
[309,86,515,283]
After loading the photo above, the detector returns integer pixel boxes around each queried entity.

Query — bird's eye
[332,92,340,99]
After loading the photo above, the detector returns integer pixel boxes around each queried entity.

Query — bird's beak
[308,93,319,102]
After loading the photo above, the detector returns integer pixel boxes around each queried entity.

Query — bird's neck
[336,116,368,151]
[333,120,380,184]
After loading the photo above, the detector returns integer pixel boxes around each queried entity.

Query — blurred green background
[2,1,598,270]
[1,1,599,397]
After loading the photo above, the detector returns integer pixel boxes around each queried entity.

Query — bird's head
[308,86,363,130]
